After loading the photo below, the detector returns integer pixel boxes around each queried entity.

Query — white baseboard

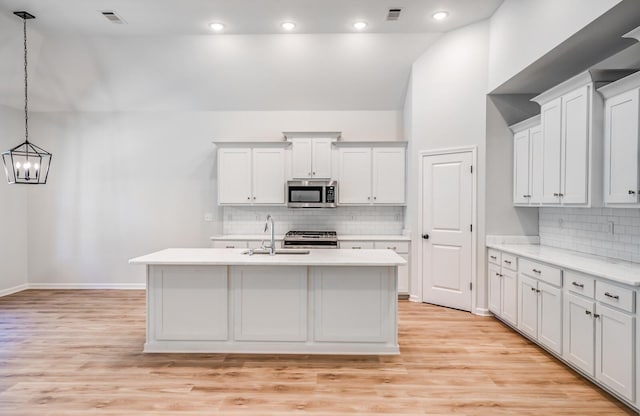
[0,283,145,297]
[474,307,492,317]
[0,283,29,298]
[28,283,146,290]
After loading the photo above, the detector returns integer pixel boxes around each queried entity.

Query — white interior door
[421,151,473,311]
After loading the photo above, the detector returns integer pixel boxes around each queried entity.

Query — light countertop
[130,248,406,267]
[210,234,411,241]
[486,243,640,287]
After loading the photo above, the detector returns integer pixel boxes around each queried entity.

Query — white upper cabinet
[218,148,252,204]
[338,147,372,204]
[337,144,406,205]
[290,138,333,179]
[530,70,604,207]
[599,72,640,207]
[372,147,406,204]
[217,145,286,205]
[510,116,540,205]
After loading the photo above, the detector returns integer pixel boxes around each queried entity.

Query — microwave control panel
[325,186,336,203]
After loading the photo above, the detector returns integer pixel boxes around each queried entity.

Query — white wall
[488,0,622,92]
[405,21,489,312]
[26,110,402,286]
[0,105,28,295]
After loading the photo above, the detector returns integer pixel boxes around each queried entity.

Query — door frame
[417,146,478,314]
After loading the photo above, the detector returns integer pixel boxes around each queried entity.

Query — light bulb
[353,21,368,30]
[34,163,39,170]
[209,22,225,32]
[281,22,296,31]
[432,11,449,21]
[15,162,21,169]
[24,162,31,169]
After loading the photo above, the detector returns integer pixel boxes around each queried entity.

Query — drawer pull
[585,310,592,316]
[387,246,397,250]
[629,190,636,195]
[532,269,541,274]
[604,292,619,300]
[553,193,559,197]
[594,314,601,319]
[572,282,584,288]
[352,246,362,249]
[504,260,512,264]
[490,255,497,260]
[225,245,235,248]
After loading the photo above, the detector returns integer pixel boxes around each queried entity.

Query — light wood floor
[0,290,635,415]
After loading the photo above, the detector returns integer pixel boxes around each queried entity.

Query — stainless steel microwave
[287,180,337,208]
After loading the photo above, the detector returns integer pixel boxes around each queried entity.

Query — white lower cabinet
[595,302,635,401]
[517,273,563,355]
[487,253,517,326]
[564,292,596,375]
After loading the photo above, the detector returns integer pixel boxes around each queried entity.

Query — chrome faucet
[262,214,276,256]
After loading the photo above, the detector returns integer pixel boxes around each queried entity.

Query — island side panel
[312,266,397,347]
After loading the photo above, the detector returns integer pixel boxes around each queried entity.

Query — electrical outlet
[204,213,214,222]
[608,221,615,235]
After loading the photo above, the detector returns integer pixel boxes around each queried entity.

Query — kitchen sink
[242,248,310,255]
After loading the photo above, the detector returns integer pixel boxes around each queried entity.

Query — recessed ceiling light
[432,11,449,21]
[209,22,225,32]
[281,21,296,31]
[353,21,368,30]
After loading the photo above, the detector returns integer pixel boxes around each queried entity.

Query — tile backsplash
[539,207,640,263]
[223,206,404,235]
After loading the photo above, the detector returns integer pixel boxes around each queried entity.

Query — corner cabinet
[527,70,604,207]
[336,143,406,206]
[598,71,640,207]
[217,144,287,205]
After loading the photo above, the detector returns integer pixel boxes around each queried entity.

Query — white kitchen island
[129,248,405,354]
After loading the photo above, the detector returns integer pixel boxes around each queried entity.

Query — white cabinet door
[252,148,285,204]
[373,147,405,204]
[604,89,640,204]
[488,263,502,316]
[501,269,518,326]
[595,303,636,401]
[538,281,562,355]
[561,86,590,205]
[541,97,562,204]
[311,139,332,179]
[291,139,313,179]
[338,148,372,204]
[518,275,538,339]
[218,148,252,204]
[529,125,544,204]
[513,130,531,204]
[564,292,595,375]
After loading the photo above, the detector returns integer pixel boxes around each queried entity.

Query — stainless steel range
[283,231,338,249]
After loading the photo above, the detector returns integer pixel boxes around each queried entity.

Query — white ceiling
[0,0,503,35]
[0,1,503,111]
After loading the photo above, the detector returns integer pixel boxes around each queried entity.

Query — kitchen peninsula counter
[130,248,405,354]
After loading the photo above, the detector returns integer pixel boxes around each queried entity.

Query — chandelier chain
[23,18,29,144]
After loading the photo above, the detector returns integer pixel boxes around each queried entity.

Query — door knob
[422,234,429,240]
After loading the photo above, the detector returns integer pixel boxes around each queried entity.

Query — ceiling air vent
[386,8,402,21]
[101,11,126,24]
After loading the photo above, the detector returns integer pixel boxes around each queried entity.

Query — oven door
[287,184,325,208]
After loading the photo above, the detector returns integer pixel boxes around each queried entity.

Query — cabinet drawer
[340,241,374,250]
[565,271,595,299]
[212,241,248,249]
[501,253,518,271]
[374,241,409,253]
[488,249,501,266]
[520,258,562,287]
[596,281,635,313]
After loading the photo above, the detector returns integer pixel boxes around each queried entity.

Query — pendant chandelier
[2,11,52,185]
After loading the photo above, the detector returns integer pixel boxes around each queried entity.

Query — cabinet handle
[604,292,619,300]
[629,190,636,195]
[572,282,584,288]
[594,314,601,319]
[553,193,559,197]
[387,246,397,250]
[312,172,316,176]
[523,194,531,198]
[490,255,497,259]
[247,196,250,200]
[253,197,256,200]
[503,260,511,264]
[367,196,371,200]
[374,196,377,200]
[353,246,362,249]
[532,269,541,274]
[225,245,235,248]
[558,193,564,197]
[536,289,541,293]
[585,310,592,316]
[530,287,537,292]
